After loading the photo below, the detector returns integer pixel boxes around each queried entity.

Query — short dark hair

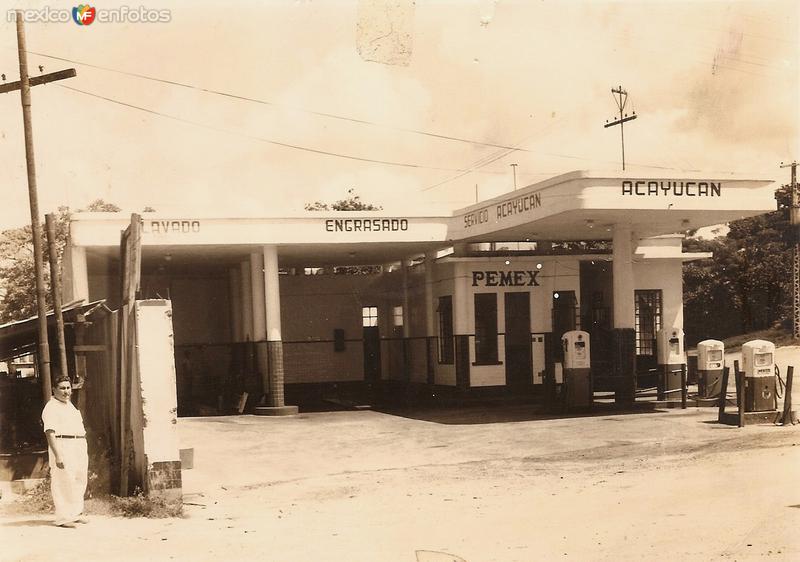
[54,376,71,387]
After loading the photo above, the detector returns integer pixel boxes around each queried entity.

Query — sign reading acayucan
[622,180,722,197]
[464,192,543,229]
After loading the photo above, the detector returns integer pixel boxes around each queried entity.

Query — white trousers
[49,439,88,525]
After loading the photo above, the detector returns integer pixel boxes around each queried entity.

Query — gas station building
[61,170,777,413]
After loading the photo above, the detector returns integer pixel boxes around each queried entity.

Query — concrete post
[250,252,269,396]
[612,224,635,330]
[255,245,298,415]
[453,262,471,389]
[239,260,253,341]
[229,268,242,343]
[424,252,436,385]
[611,224,636,403]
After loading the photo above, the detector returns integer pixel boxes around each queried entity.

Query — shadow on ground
[372,402,664,425]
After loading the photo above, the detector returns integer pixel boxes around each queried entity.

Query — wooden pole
[15,13,51,401]
[45,214,69,382]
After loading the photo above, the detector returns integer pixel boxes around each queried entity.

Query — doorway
[504,292,532,387]
[362,306,381,381]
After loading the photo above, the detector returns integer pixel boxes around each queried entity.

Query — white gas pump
[741,340,777,412]
[656,328,685,401]
[696,339,724,398]
[561,330,592,409]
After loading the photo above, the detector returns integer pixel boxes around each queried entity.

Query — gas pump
[656,328,685,401]
[741,340,777,412]
[562,330,592,409]
[696,339,724,398]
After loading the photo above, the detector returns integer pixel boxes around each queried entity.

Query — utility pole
[1,12,77,400]
[604,86,637,171]
[510,163,518,190]
[781,160,799,339]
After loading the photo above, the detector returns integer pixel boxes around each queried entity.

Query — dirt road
[3,400,799,562]
[3,345,800,561]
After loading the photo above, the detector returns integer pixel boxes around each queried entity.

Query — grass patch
[5,475,182,519]
[721,327,795,353]
[107,488,183,518]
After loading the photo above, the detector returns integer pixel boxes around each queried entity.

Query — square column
[254,245,298,415]
[228,268,242,343]
[453,262,471,390]
[250,252,269,398]
[239,261,253,341]
[611,224,636,403]
[424,252,436,385]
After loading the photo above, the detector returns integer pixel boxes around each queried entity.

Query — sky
[0,0,797,232]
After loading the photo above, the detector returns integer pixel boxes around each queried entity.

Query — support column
[250,252,269,397]
[239,261,253,341]
[424,252,436,385]
[612,224,636,403]
[255,244,298,415]
[229,268,242,343]
[453,263,471,390]
[402,261,411,382]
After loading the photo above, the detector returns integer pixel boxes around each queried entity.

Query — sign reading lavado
[143,220,201,234]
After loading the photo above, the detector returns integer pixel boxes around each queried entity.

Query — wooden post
[717,366,730,422]
[681,364,687,409]
[45,214,69,381]
[734,360,745,428]
[779,366,798,425]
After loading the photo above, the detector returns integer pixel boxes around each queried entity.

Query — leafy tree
[304,188,382,211]
[0,199,132,323]
[683,185,791,344]
[305,189,382,274]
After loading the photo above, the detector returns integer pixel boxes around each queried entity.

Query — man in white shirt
[41,376,88,528]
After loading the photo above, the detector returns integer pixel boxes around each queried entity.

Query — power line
[57,84,767,185]
[58,84,498,173]
[28,50,533,153]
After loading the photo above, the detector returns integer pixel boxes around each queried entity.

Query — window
[474,293,498,364]
[392,305,404,327]
[438,296,454,364]
[635,290,662,356]
[362,306,378,327]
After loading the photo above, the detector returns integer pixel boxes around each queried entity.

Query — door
[505,292,532,387]
[362,306,381,381]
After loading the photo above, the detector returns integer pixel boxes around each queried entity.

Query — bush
[109,487,183,518]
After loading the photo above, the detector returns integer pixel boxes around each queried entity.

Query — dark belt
[54,435,85,439]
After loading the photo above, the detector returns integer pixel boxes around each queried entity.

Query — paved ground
[2,346,800,562]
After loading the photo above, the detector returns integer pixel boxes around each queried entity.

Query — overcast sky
[0,0,796,231]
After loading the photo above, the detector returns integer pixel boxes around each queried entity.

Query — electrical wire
[28,50,533,153]
[58,84,506,173]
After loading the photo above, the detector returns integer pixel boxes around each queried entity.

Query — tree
[304,188,382,211]
[305,189,382,274]
[683,185,791,344]
[0,199,127,323]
